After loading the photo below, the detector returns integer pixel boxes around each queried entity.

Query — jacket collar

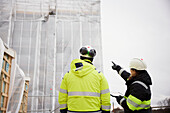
[83,59,93,65]
[126,71,152,86]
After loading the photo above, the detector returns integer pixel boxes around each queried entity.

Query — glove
[115,95,124,104]
[111,61,121,71]
[112,61,118,70]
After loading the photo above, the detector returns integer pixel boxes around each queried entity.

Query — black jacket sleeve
[117,67,130,82]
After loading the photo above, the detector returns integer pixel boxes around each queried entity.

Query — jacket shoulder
[94,68,103,74]
[62,71,70,79]
[93,69,105,80]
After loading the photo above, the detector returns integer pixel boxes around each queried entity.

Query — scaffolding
[0,38,29,113]
[0,43,13,113]
[0,0,102,112]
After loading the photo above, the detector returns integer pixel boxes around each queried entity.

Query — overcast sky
[101,0,170,108]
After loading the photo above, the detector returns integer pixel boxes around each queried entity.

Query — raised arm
[111,61,130,82]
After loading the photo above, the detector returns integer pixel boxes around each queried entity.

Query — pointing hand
[112,61,118,70]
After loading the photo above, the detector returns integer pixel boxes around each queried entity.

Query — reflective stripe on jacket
[127,94,151,111]
[118,68,152,113]
[58,59,111,112]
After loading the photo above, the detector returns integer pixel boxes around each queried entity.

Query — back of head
[79,45,96,63]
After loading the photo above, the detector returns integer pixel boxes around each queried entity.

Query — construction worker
[111,58,152,113]
[59,46,111,113]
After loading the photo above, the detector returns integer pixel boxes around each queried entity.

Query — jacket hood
[70,59,96,77]
[128,71,152,86]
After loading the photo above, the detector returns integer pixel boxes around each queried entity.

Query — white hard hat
[129,58,147,70]
[80,45,96,58]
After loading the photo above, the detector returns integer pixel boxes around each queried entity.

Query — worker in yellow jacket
[59,46,111,113]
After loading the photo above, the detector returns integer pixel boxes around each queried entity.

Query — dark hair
[131,68,146,76]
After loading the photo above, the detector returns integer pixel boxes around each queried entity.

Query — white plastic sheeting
[7,65,26,113]
[0,0,102,113]
[0,38,5,72]
[0,38,26,113]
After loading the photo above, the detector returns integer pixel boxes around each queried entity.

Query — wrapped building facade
[0,0,102,112]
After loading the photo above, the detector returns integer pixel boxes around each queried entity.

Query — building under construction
[0,0,102,112]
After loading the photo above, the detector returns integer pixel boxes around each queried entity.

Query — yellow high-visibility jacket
[59,59,111,112]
